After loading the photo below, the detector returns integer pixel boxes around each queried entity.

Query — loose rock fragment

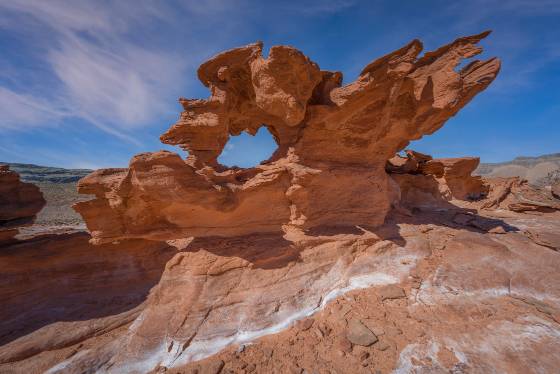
[346,319,379,346]
[378,285,406,301]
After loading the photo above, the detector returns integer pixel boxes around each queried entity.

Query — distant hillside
[476,153,560,186]
[1,162,92,183]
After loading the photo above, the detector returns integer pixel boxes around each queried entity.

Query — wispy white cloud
[0,87,67,130]
[0,0,186,142]
[47,36,183,129]
[295,0,358,14]
[0,0,362,142]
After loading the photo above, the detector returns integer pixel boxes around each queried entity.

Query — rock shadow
[0,232,175,346]
[183,221,409,271]
[180,198,520,274]
[184,232,300,270]
[387,201,520,235]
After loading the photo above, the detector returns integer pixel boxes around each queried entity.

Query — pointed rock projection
[75,32,500,244]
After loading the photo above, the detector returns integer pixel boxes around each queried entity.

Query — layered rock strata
[75,31,501,244]
[168,210,560,374]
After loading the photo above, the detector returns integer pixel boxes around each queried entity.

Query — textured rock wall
[75,32,500,244]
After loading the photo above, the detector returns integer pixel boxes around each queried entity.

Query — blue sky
[1,0,559,169]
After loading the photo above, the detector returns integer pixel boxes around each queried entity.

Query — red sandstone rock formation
[419,157,487,200]
[481,177,560,212]
[386,150,560,214]
[4,207,560,374]
[7,33,560,374]
[388,153,488,208]
[75,31,500,244]
[0,165,45,243]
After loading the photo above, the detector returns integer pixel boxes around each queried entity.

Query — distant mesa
[2,162,92,183]
[476,153,560,186]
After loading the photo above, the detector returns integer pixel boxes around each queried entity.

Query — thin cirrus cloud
[47,37,183,129]
[0,0,359,139]
[0,0,187,142]
[0,86,67,130]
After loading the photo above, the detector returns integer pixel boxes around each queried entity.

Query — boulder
[378,285,406,300]
[0,165,45,243]
[346,319,378,346]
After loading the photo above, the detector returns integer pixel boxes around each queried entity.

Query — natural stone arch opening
[218,126,278,168]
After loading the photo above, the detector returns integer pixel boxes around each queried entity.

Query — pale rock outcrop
[75,31,500,244]
[0,165,45,243]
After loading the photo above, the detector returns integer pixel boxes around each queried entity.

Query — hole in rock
[454,57,476,73]
[218,126,278,168]
[405,138,442,158]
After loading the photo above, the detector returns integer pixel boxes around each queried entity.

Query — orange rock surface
[5,33,560,374]
[75,31,500,244]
